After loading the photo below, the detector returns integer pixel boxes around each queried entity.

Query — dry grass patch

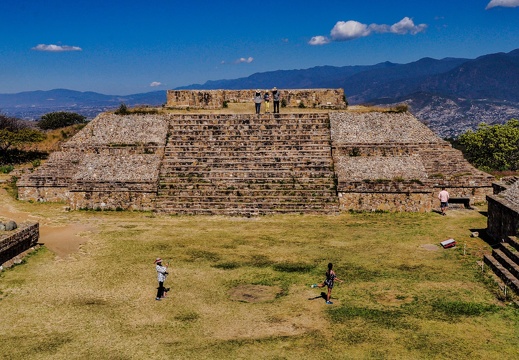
[1,196,518,359]
[228,284,283,303]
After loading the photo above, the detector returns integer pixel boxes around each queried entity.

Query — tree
[37,111,86,130]
[0,114,45,155]
[458,119,519,171]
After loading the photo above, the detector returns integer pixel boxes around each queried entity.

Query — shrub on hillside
[458,118,519,171]
[1,114,45,156]
[38,112,87,130]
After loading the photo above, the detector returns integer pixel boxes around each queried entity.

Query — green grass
[1,195,518,359]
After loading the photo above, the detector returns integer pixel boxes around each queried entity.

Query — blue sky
[1,0,518,95]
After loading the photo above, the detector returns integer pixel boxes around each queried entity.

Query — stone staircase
[156,113,339,215]
[484,236,519,293]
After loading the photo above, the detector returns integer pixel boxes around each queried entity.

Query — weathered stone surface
[487,178,519,240]
[330,110,493,211]
[0,223,39,265]
[16,97,494,214]
[66,114,169,147]
[166,89,347,110]
[5,221,17,231]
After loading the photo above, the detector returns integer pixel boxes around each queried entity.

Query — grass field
[1,190,518,359]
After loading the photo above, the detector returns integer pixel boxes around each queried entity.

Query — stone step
[157,191,337,200]
[163,149,332,156]
[506,236,519,252]
[500,242,519,265]
[158,176,334,183]
[159,168,334,175]
[156,197,338,205]
[169,123,331,129]
[155,202,339,212]
[166,140,331,147]
[159,182,335,190]
[154,207,338,216]
[483,254,519,293]
[492,249,519,280]
[157,193,337,202]
[167,135,331,142]
[167,114,330,122]
[161,160,333,167]
[159,166,333,174]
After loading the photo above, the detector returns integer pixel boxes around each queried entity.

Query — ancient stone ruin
[166,89,347,110]
[17,90,493,215]
[484,177,519,293]
[0,222,39,267]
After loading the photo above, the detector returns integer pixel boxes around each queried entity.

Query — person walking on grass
[311,262,344,304]
[438,187,450,216]
[155,258,170,300]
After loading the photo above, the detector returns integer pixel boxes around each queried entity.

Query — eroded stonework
[166,89,347,110]
[17,99,494,214]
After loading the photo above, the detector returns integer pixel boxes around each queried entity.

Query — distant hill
[1,49,518,137]
[0,89,165,120]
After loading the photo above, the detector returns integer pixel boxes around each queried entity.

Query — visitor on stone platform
[263,91,270,113]
[254,90,262,114]
[272,87,280,113]
[155,258,170,300]
[438,187,450,216]
[311,262,344,305]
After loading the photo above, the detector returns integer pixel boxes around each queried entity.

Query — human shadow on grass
[308,292,332,301]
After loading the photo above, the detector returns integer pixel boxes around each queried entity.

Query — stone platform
[17,109,494,215]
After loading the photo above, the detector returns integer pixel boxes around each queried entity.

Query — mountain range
[2,48,519,138]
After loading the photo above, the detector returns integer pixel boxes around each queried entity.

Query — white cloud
[150,82,162,87]
[32,44,82,52]
[309,17,427,45]
[235,57,254,64]
[486,0,519,9]
[308,35,331,45]
[330,21,371,41]
[388,17,428,35]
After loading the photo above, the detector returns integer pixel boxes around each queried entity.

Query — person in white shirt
[155,258,169,300]
[438,187,450,216]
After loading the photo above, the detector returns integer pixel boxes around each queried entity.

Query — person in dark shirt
[311,262,344,304]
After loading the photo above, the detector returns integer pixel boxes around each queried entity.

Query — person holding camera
[155,258,170,300]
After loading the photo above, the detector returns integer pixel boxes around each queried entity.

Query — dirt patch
[421,244,439,251]
[374,290,415,307]
[228,285,283,303]
[39,223,93,258]
[0,189,95,258]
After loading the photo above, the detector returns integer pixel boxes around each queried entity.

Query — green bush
[0,165,14,173]
[38,112,87,130]
[458,118,519,171]
[115,103,128,115]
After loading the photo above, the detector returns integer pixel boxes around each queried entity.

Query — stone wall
[339,192,434,212]
[166,89,347,109]
[330,111,494,211]
[487,178,519,240]
[0,223,39,265]
[18,114,167,209]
